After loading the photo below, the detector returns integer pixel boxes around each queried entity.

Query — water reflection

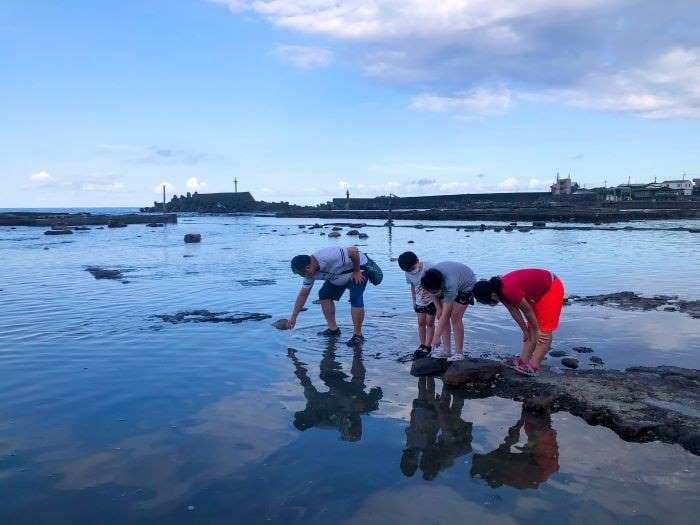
[287,343,383,441]
[401,377,473,480]
[471,405,559,489]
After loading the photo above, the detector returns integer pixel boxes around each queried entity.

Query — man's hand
[288,315,297,330]
[351,270,366,285]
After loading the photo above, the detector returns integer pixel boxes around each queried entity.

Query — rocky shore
[0,212,177,227]
[278,206,700,223]
[410,357,700,456]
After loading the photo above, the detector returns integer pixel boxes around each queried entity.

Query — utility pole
[162,184,166,212]
[234,177,238,193]
[345,189,350,210]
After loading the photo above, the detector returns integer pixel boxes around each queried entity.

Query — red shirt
[500,269,553,306]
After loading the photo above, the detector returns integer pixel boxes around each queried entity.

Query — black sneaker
[346,334,366,346]
[317,328,341,337]
[412,345,430,360]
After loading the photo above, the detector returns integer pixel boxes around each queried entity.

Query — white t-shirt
[302,246,368,289]
[405,261,434,306]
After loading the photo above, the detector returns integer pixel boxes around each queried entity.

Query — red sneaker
[515,362,539,377]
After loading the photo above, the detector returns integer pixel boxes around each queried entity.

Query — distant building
[662,179,693,196]
[694,178,700,189]
[550,174,580,195]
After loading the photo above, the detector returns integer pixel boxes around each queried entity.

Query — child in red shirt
[473,269,564,376]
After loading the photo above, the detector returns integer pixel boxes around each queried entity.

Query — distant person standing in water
[473,269,564,376]
[289,245,380,347]
[420,261,477,361]
[398,251,440,360]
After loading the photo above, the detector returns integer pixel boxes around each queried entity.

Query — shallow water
[1,213,699,524]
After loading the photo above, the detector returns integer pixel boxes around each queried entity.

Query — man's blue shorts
[318,272,368,307]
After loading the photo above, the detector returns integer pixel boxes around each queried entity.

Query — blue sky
[2,0,699,207]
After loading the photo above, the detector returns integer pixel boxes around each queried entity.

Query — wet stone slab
[567,291,700,319]
[153,310,272,324]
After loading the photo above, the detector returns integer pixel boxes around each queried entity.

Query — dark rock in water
[328,231,341,238]
[183,254,194,258]
[532,221,546,228]
[410,357,450,377]
[184,233,201,243]
[414,224,424,229]
[518,227,532,232]
[664,306,677,311]
[688,228,700,233]
[85,266,123,280]
[96,227,104,230]
[272,318,290,330]
[573,346,594,354]
[73,226,91,231]
[358,233,369,239]
[504,226,514,232]
[154,310,272,324]
[147,223,165,227]
[509,222,518,226]
[567,291,700,319]
[493,227,502,232]
[425,229,434,232]
[331,226,343,231]
[590,356,605,365]
[390,257,398,262]
[108,220,127,228]
[44,229,73,235]
[346,229,360,236]
[408,240,415,244]
[550,350,567,357]
[443,358,502,386]
[298,225,306,228]
[237,279,276,287]
[561,357,579,369]
[320,232,326,236]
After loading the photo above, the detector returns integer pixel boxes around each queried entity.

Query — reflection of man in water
[287,343,382,441]
[401,377,473,480]
[470,405,559,489]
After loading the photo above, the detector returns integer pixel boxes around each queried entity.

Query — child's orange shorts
[532,277,564,332]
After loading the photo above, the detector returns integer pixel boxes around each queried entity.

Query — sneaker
[503,356,525,370]
[430,348,451,359]
[318,328,341,337]
[447,353,464,362]
[515,362,538,376]
[346,334,366,347]
[413,346,430,360]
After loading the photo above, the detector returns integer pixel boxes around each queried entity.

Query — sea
[1,208,699,524]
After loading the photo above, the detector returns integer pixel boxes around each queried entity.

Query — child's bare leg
[425,314,435,346]
[417,313,427,346]
[529,331,552,368]
[442,319,452,354]
[450,304,468,355]
[519,325,537,363]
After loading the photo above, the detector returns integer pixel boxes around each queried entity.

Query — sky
[2,0,699,207]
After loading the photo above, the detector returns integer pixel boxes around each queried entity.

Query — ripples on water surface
[1,214,699,524]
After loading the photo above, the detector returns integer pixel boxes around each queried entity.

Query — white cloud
[527,178,549,189]
[274,44,333,69]
[30,171,54,184]
[496,177,520,191]
[80,181,126,192]
[186,177,208,191]
[209,1,700,120]
[412,88,512,116]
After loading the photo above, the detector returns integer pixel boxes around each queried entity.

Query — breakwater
[0,212,177,227]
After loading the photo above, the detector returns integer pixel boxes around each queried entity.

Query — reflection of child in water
[288,345,382,442]
[470,405,559,489]
[401,377,473,480]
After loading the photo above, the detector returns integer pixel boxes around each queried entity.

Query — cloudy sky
[2,0,699,207]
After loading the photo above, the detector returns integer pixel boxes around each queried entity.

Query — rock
[561,357,579,369]
[443,358,502,386]
[73,226,91,231]
[298,225,306,228]
[504,226,514,232]
[493,227,502,232]
[85,266,123,280]
[272,319,290,330]
[332,226,343,231]
[414,224,424,229]
[107,220,127,228]
[566,291,700,319]
[328,231,341,238]
[518,227,532,232]
[549,350,567,357]
[573,346,594,354]
[44,229,73,235]
[532,221,546,228]
[346,229,360,236]
[147,223,165,227]
[237,279,276,287]
[358,233,369,239]
[509,222,518,226]
[154,310,272,324]
[96,227,104,230]
[184,233,202,243]
[410,357,450,377]
[320,232,326,236]
[689,228,700,233]
[590,356,605,365]
[408,240,415,244]
[425,229,434,232]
